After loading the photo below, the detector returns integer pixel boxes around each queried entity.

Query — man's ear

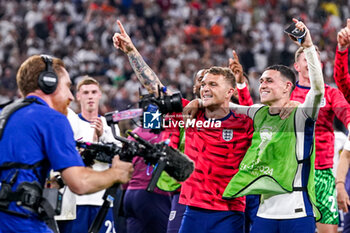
[285,81,293,93]
[293,62,300,72]
[76,91,81,102]
[227,87,235,98]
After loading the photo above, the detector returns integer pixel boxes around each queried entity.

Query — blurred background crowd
[0,0,349,115]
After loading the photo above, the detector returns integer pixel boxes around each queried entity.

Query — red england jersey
[291,82,350,169]
[333,47,350,102]
[162,87,252,149]
[237,85,254,106]
[179,110,253,211]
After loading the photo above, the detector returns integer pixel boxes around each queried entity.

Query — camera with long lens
[76,131,194,183]
[76,140,138,165]
[82,115,194,233]
[104,89,183,132]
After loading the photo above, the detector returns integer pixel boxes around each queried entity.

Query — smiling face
[259,69,292,106]
[200,73,234,109]
[51,68,74,115]
[76,84,102,113]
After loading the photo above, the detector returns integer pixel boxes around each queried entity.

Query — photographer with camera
[57,76,122,233]
[0,55,133,232]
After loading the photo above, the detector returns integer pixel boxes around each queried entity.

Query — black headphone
[38,55,58,94]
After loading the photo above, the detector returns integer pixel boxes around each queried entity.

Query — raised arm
[113,20,165,96]
[334,19,350,102]
[292,19,324,119]
[228,50,254,106]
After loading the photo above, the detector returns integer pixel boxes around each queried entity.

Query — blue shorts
[123,189,171,233]
[178,206,244,233]
[58,205,115,233]
[245,195,260,233]
[167,193,186,233]
[343,211,350,233]
[250,216,315,233]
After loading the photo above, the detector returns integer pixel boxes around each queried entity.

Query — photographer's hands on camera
[111,155,134,184]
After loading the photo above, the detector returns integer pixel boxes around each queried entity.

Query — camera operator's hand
[229,50,244,84]
[111,155,134,184]
[337,19,350,52]
[289,18,313,48]
[113,20,136,54]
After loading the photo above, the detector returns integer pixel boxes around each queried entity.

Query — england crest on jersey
[222,129,233,141]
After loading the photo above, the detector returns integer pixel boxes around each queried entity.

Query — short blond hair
[76,76,100,91]
[206,66,236,88]
[295,45,320,62]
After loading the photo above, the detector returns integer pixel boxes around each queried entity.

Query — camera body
[139,92,183,115]
[139,92,183,133]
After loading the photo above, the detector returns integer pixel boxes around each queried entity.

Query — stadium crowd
[0,0,349,114]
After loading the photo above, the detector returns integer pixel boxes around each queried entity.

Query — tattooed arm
[113,20,167,96]
[127,51,164,95]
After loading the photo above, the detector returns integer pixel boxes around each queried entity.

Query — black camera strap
[0,160,44,211]
[0,160,44,171]
[0,100,14,109]
[0,161,61,233]
[0,98,41,140]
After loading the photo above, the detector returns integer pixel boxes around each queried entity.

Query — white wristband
[236,82,247,90]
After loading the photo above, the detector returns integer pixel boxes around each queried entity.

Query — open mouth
[260,91,269,97]
[202,94,213,100]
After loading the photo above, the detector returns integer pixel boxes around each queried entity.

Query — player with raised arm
[223,18,324,233]
[185,18,323,233]
[113,20,253,233]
